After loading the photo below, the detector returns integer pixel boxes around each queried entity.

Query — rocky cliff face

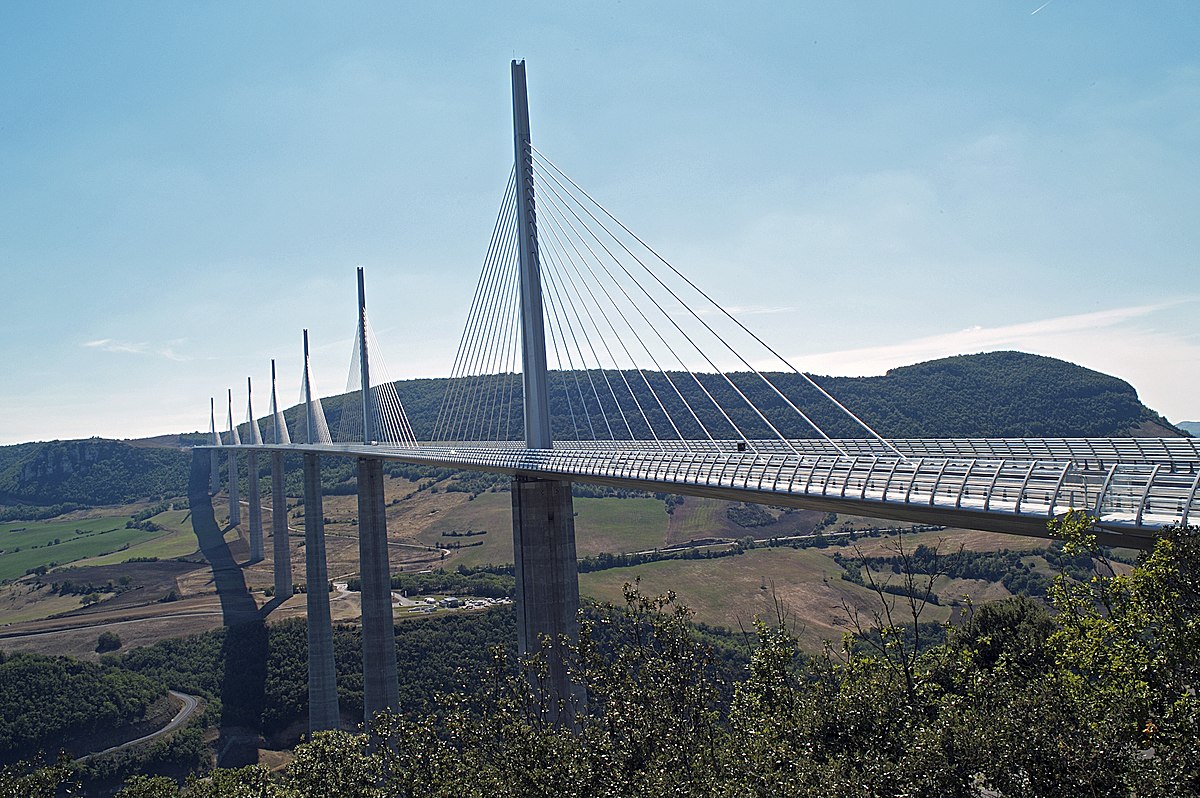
[0,439,189,509]
[19,440,104,482]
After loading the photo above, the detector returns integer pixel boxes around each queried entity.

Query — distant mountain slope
[307,351,1181,442]
[0,439,189,514]
[0,351,1181,515]
[1177,421,1200,437]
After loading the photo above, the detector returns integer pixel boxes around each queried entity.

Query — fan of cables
[433,151,898,458]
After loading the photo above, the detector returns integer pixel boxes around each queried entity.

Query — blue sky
[0,1,1196,444]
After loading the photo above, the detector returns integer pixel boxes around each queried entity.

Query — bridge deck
[203,438,1199,548]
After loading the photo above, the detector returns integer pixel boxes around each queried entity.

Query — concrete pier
[357,457,399,724]
[271,451,292,598]
[511,475,582,721]
[209,450,220,496]
[303,452,340,732]
[247,452,264,561]
[227,450,241,527]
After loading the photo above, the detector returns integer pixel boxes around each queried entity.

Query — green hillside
[304,350,1181,441]
[0,352,1181,517]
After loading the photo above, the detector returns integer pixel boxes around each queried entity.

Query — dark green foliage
[241,352,1178,445]
[83,724,210,791]
[97,631,122,653]
[577,545,747,573]
[0,653,166,762]
[346,570,515,598]
[837,543,1068,598]
[952,595,1055,670]
[0,440,189,509]
[726,501,775,527]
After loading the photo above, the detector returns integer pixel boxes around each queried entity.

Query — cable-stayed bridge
[197,61,1198,730]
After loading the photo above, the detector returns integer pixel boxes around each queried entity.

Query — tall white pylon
[300,329,332,445]
[270,359,290,445]
[246,377,263,445]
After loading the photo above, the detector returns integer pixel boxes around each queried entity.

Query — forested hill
[0,439,190,518]
[0,352,1183,514]
[306,350,1183,442]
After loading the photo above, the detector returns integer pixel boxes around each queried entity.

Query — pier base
[358,457,399,724]
[511,476,583,722]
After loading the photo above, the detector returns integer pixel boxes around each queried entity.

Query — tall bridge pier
[300,332,340,732]
[510,59,583,720]
[302,451,339,731]
[270,452,291,596]
[226,390,241,528]
[246,453,263,560]
[268,360,292,598]
[245,378,265,562]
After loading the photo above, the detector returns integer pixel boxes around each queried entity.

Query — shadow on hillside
[188,450,258,625]
[189,450,269,760]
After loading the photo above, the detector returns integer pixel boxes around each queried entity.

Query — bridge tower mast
[354,267,400,723]
[509,59,582,722]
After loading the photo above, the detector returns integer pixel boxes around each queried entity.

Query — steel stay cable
[536,166,757,452]
[540,247,601,440]
[535,170,726,451]
[542,279,581,440]
[433,171,516,440]
[537,226,622,440]
[444,199,519,441]
[535,196,675,446]
[473,245,514,442]
[536,184,704,450]
[531,147,867,457]
[434,187,515,441]
[534,189,662,444]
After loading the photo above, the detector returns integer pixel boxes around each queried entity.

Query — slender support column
[357,267,373,444]
[227,450,241,527]
[209,398,220,496]
[271,451,292,598]
[304,452,340,732]
[358,457,398,724]
[226,388,241,526]
[509,61,582,721]
[512,59,552,450]
[246,376,264,561]
[247,452,263,561]
[511,476,582,722]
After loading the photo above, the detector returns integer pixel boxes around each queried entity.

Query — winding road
[75,690,201,762]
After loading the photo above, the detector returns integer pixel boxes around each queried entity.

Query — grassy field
[573,497,668,555]
[0,515,160,582]
[580,545,952,652]
[410,493,674,569]
[72,510,201,567]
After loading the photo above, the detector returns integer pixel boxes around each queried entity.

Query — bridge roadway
[206,438,1200,549]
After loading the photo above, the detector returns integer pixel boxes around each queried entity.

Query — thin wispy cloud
[83,338,190,362]
[782,299,1200,420]
[698,305,797,317]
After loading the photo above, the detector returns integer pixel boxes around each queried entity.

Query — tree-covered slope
[0,439,190,512]
[0,651,167,763]
[0,351,1180,515]
[308,351,1181,441]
